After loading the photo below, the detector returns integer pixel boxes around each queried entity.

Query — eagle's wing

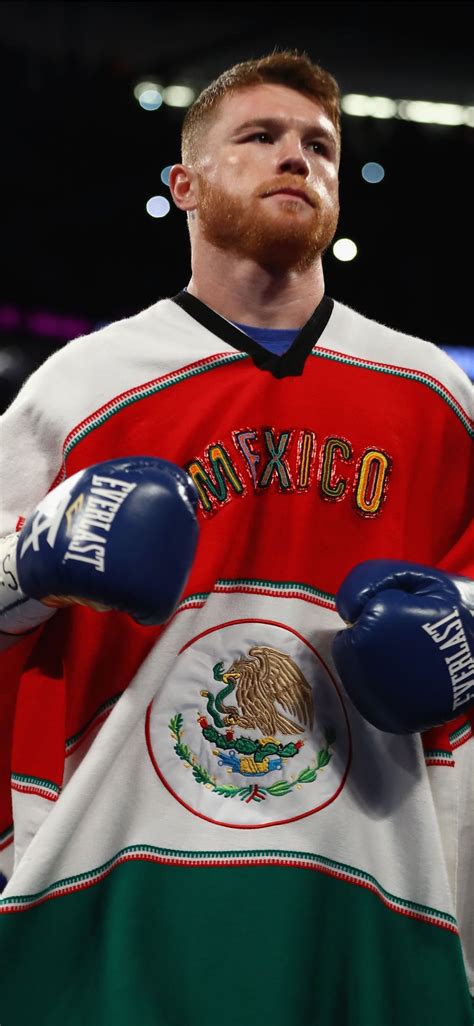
[248,647,314,728]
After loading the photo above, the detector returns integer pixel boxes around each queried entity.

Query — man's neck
[186,244,325,329]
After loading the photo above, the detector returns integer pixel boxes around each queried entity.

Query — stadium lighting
[342,93,474,127]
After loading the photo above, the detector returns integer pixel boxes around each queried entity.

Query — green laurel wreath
[169,713,336,803]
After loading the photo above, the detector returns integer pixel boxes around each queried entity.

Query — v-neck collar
[171,290,334,380]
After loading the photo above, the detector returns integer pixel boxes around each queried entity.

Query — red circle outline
[145,618,352,829]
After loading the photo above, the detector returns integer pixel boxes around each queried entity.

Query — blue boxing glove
[332,559,474,733]
[16,456,199,626]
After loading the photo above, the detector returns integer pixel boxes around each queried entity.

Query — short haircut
[181,49,341,165]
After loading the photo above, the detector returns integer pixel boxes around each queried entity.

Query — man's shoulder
[326,299,473,413]
[18,299,169,383]
[48,297,178,363]
[6,295,222,415]
[329,298,441,353]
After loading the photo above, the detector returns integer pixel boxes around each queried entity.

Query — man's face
[193,83,340,272]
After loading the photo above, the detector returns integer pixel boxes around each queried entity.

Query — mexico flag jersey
[0,291,473,1025]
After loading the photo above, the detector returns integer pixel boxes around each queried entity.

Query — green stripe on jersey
[0,858,470,1025]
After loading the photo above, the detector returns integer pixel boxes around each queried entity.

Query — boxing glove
[332,559,474,734]
[14,456,199,626]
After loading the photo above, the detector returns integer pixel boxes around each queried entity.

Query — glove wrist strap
[0,533,55,650]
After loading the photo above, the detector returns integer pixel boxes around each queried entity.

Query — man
[0,51,473,1025]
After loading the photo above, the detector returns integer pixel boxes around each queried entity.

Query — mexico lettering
[186,427,391,518]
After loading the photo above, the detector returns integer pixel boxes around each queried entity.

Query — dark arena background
[0,0,473,413]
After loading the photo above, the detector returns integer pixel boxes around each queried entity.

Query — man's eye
[247,132,272,143]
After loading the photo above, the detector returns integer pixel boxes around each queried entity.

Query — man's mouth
[264,188,314,207]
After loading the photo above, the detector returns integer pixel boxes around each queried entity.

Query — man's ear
[168,164,198,213]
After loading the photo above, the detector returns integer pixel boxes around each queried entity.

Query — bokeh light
[146,195,171,218]
[361,162,385,183]
[134,81,163,111]
[160,165,174,186]
[332,238,358,262]
[341,95,397,119]
[162,85,195,107]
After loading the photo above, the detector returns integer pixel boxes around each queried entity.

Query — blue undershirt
[231,322,299,355]
[182,288,299,354]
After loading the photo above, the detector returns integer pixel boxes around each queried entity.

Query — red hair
[181,49,341,164]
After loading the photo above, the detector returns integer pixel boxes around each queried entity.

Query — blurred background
[0,0,473,413]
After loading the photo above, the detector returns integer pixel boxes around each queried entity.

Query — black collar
[171,290,334,380]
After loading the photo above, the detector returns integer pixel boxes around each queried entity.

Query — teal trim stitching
[215,578,335,605]
[11,773,61,794]
[311,349,474,437]
[0,843,457,930]
[63,353,247,459]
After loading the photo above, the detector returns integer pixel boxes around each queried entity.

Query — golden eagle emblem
[162,625,343,812]
[214,646,314,735]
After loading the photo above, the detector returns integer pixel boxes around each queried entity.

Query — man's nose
[276,136,310,176]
